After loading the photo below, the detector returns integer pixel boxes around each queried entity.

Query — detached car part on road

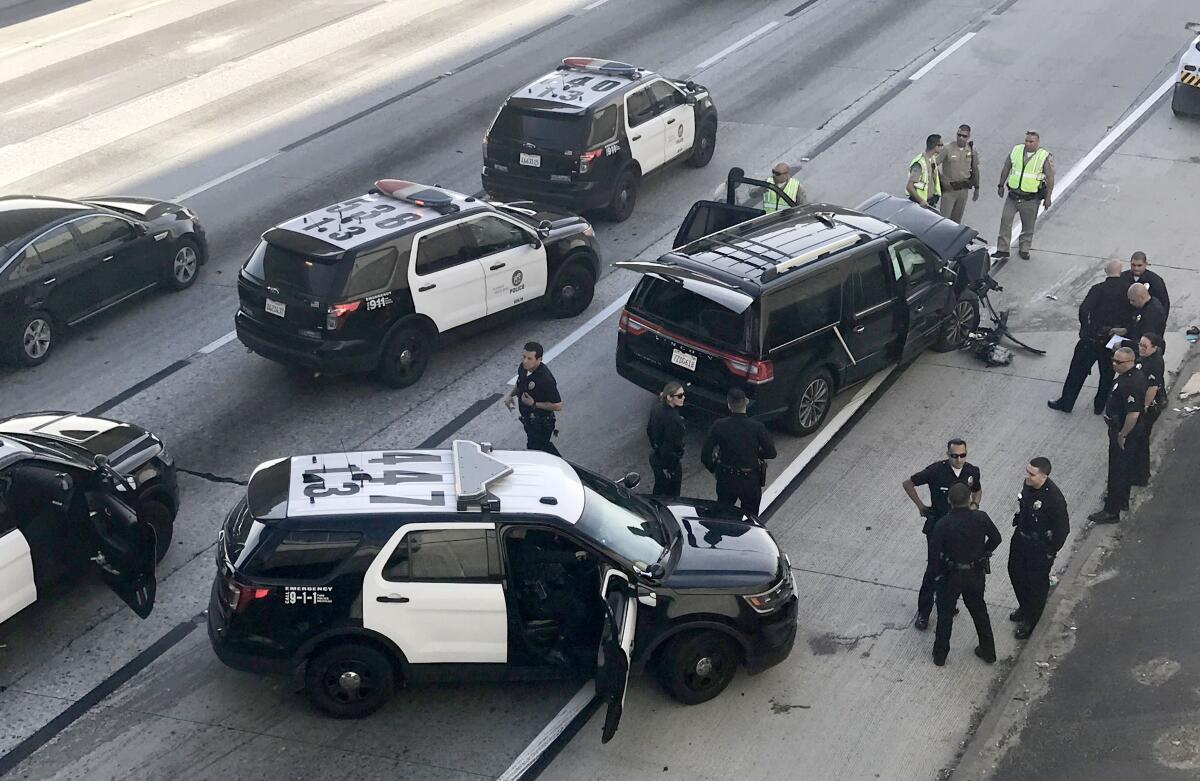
[208,441,796,739]
[615,172,987,436]
[235,179,600,387]
[0,412,178,624]
[482,57,718,222]
[0,195,207,368]
[1172,22,1200,117]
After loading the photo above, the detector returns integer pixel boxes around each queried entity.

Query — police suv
[235,180,600,387]
[208,441,796,739]
[1173,22,1200,117]
[482,58,719,222]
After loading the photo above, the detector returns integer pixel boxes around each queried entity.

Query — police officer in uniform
[1048,260,1132,414]
[1133,333,1166,486]
[1121,251,1170,317]
[906,134,943,210]
[701,388,776,517]
[1088,346,1147,524]
[1127,284,1167,345]
[763,162,805,213]
[902,438,983,630]
[929,483,1001,666]
[936,124,980,223]
[1008,457,1070,639]
[994,131,1054,260]
[646,381,687,497]
[503,341,563,456]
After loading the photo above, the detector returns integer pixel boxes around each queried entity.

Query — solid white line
[507,287,633,384]
[760,369,892,513]
[197,330,237,355]
[0,0,177,60]
[583,0,610,9]
[172,153,279,202]
[695,21,779,71]
[496,681,596,781]
[909,32,975,81]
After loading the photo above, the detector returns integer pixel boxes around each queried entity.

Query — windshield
[573,469,667,566]
[631,276,752,351]
[490,106,589,150]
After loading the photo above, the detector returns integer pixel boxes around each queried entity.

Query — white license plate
[265,299,286,317]
[519,152,541,168]
[670,348,697,371]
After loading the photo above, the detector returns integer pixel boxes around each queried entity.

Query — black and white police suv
[235,179,600,387]
[208,441,796,738]
[482,57,719,222]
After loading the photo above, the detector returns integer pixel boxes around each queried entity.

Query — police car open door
[672,167,797,248]
[88,491,157,619]
[0,468,36,623]
[596,567,637,744]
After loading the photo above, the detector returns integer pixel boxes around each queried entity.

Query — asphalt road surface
[1,0,1198,779]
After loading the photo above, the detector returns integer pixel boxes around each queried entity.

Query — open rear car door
[88,491,157,618]
[672,167,798,248]
[596,567,638,744]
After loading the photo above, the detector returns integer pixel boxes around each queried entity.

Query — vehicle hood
[82,195,182,223]
[857,192,978,261]
[654,498,782,593]
[0,412,163,473]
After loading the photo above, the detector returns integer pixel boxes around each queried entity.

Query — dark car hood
[82,196,180,222]
[856,192,978,261]
[0,412,162,472]
[654,498,782,593]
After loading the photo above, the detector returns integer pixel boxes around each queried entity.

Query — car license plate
[670,348,697,371]
[265,299,286,317]
[519,152,541,168]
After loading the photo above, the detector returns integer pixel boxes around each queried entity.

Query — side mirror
[94,454,109,468]
[685,95,697,105]
[644,562,665,581]
[529,238,542,250]
[537,220,553,240]
[618,471,641,489]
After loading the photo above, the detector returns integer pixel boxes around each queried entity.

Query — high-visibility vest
[1006,145,1049,193]
[910,154,941,200]
[763,178,800,213]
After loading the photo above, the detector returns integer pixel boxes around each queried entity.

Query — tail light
[221,578,272,614]
[723,355,775,383]
[618,309,650,335]
[578,148,604,174]
[326,300,362,330]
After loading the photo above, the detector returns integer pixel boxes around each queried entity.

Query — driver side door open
[87,490,158,618]
[596,567,638,743]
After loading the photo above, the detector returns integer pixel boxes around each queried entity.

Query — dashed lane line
[908,32,976,81]
[694,21,780,72]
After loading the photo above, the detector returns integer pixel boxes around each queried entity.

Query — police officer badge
[1033,500,1042,510]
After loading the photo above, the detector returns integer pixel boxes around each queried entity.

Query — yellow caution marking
[1180,72,1200,87]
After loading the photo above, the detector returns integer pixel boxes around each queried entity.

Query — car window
[851,253,893,311]
[889,243,932,287]
[625,88,655,128]
[342,247,398,298]
[243,240,344,297]
[6,248,43,283]
[587,105,619,146]
[462,216,530,259]
[765,270,843,348]
[383,528,497,582]
[489,107,589,150]
[0,471,14,535]
[30,224,78,267]
[73,215,135,250]
[249,530,362,581]
[647,80,682,110]
[631,277,751,351]
[415,225,469,276]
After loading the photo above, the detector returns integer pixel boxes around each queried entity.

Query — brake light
[578,148,604,174]
[326,300,362,330]
[724,355,775,384]
[221,579,272,614]
[618,309,650,335]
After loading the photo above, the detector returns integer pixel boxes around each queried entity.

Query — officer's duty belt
[1007,189,1042,201]
[718,465,756,475]
[941,558,978,571]
[947,180,973,191]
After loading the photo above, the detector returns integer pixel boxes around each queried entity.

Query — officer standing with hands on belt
[929,483,1001,667]
[936,124,980,223]
[503,341,563,456]
[701,388,776,517]
[994,130,1054,260]
[1008,457,1070,640]
[902,438,982,630]
[1088,346,1147,524]
[1048,260,1132,415]
[646,381,687,497]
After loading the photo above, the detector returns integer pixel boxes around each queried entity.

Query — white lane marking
[0,0,177,60]
[197,330,237,355]
[908,32,975,81]
[172,153,279,202]
[760,369,891,513]
[507,287,633,385]
[583,0,610,9]
[496,681,596,781]
[695,21,779,71]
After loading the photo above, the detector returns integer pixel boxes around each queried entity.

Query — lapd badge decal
[512,270,523,287]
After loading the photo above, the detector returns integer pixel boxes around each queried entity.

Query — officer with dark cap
[1008,456,1070,640]
[1088,346,1147,525]
[503,341,563,456]
[1048,260,1132,414]
[902,438,983,630]
[929,483,1001,666]
[701,388,777,517]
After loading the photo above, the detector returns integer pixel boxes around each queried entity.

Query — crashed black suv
[616,170,988,435]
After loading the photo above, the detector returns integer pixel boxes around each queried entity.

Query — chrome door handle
[489,262,506,271]
[666,118,676,124]
[914,306,924,313]
[418,284,436,292]
[43,278,56,285]
[101,255,114,262]
[853,325,866,333]
[376,595,410,604]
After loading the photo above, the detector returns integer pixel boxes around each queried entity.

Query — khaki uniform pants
[997,195,1042,254]
[939,188,969,223]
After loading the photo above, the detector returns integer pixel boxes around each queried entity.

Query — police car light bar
[375,179,460,215]
[558,57,639,76]
[452,440,512,511]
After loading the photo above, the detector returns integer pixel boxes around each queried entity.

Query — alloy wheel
[173,245,198,284]
[22,318,51,360]
[797,377,831,429]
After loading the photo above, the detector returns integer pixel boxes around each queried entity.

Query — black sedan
[0,194,207,367]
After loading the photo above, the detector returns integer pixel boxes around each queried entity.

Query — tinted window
[6,249,43,283]
[765,270,843,348]
[462,216,529,258]
[626,88,655,127]
[647,80,682,109]
[250,530,362,580]
[490,107,588,149]
[0,471,14,535]
[0,207,80,247]
[73,215,134,250]
[383,529,496,582]
[30,224,77,266]
[587,105,619,146]
[890,243,932,287]
[415,225,468,275]
[243,240,344,296]
[632,277,750,351]
[851,253,892,311]
[342,247,397,298]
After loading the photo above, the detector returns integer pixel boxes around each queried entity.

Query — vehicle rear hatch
[486,101,591,179]
[239,232,349,335]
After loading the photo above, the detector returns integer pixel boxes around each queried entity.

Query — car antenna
[340,437,368,486]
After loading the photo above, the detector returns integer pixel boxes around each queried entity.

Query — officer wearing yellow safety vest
[906,134,943,210]
[994,130,1055,260]
[763,162,805,213]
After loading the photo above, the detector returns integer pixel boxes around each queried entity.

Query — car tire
[932,295,980,353]
[603,170,639,222]
[163,238,202,291]
[305,643,396,719]
[782,367,834,436]
[137,497,175,563]
[545,261,595,319]
[686,122,717,168]
[656,631,739,705]
[376,322,432,388]
[8,310,55,367]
